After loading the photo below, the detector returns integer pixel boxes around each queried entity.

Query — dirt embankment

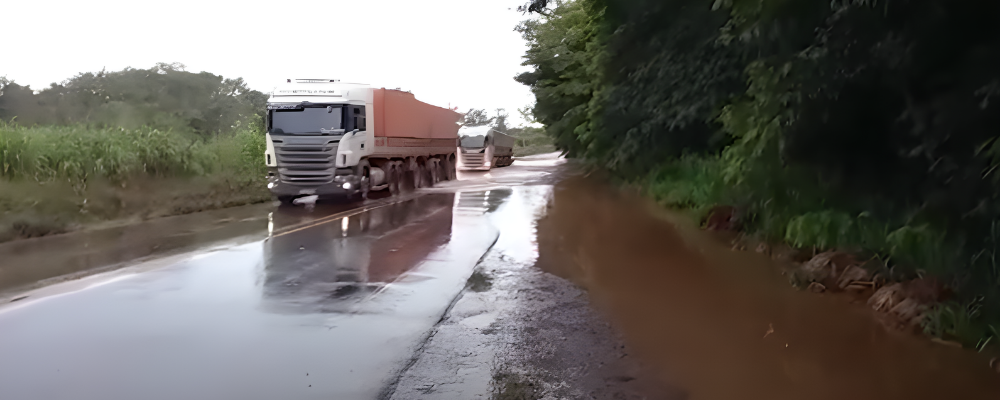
[0,176,269,243]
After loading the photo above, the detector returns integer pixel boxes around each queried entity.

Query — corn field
[0,120,265,189]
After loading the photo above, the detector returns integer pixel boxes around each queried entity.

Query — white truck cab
[264,79,460,203]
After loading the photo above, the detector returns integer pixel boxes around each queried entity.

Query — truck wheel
[387,165,400,195]
[356,177,370,201]
[277,196,295,206]
[426,159,439,185]
[446,157,454,180]
[438,157,451,181]
[353,160,371,201]
[412,164,425,189]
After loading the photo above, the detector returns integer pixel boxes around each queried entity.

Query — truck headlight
[267,182,276,189]
[342,182,352,190]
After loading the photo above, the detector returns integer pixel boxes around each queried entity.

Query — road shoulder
[388,249,671,400]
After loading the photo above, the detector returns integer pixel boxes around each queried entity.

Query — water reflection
[453,188,512,216]
[535,176,1000,400]
[261,194,455,314]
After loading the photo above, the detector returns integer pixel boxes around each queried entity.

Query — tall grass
[644,155,731,218]
[0,119,265,188]
[0,119,268,241]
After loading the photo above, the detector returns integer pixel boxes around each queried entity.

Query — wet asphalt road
[0,153,568,400]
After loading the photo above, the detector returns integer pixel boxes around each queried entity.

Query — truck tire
[387,165,401,195]
[426,159,439,185]
[277,196,295,206]
[354,159,371,201]
[412,163,425,189]
[446,155,457,180]
[355,177,369,201]
[437,157,451,181]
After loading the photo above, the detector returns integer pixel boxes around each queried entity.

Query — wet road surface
[0,155,568,400]
[4,152,998,400]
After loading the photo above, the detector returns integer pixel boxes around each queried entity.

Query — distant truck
[457,125,515,171]
[264,79,461,203]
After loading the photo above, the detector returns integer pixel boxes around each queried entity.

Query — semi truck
[457,125,515,171]
[264,79,462,203]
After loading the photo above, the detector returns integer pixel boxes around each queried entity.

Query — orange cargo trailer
[369,88,461,160]
[264,80,462,203]
[373,88,461,139]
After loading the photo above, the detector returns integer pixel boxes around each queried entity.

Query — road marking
[270,193,425,238]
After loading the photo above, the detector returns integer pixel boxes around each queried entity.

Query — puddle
[534,176,1000,400]
[467,269,494,292]
[262,194,456,314]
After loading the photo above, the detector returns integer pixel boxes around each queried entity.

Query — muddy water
[535,176,1000,400]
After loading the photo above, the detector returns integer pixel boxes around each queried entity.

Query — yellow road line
[270,193,424,238]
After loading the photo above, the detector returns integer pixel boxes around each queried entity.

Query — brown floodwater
[534,176,1000,400]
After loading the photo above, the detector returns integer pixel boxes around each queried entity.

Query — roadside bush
[517,0,1000,344]
[645,156,728,215]
[0,120,269,242]
[0,120,266,188]
[0,66,271,242]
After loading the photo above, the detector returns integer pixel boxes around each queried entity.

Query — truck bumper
[267,168,364,198]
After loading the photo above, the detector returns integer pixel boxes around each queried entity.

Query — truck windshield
[460,135,486,148]
[269,106,343,135]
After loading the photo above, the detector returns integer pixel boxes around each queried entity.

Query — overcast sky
[3,0,537,125]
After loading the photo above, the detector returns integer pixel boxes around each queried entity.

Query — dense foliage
[0,65,269,240]
[0,62,267,136]
[0,120,265,187]
[0,63,268,186]
[518,0,1000,345]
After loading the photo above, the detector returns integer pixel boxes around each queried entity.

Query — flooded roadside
[534,176,1000,400]
[0,202,272,296]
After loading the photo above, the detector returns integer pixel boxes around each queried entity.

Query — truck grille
[460,153,485,166]
[272,137,340,185]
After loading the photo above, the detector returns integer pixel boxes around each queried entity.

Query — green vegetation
[508,126,556,157]
[0,64,269,241]
[0,62,266,135]
[517,0,1000,348]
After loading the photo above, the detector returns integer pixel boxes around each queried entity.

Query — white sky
[2,0,537,125]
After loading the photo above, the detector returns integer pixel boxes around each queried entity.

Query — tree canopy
[518,0,1000,338]
[0,63,266,136]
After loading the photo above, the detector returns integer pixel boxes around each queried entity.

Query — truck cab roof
[269,81,373,105]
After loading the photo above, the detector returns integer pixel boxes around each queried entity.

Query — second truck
[457,125,515,171]
[264,79,461,202]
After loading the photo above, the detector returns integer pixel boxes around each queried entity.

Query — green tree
[0,64,267,137]
[518,0,1000,340]
[493,108,510,133]
[462,108,494,126]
